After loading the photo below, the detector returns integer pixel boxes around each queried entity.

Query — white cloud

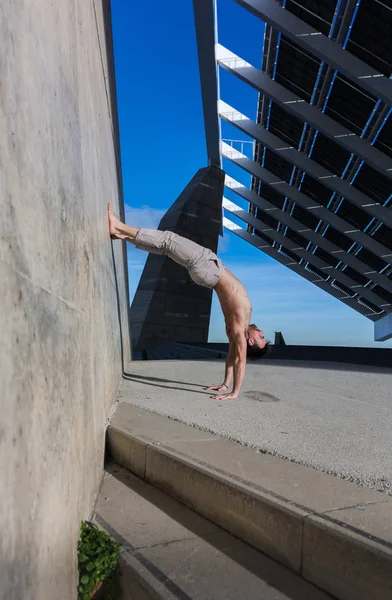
[124,204,165,230]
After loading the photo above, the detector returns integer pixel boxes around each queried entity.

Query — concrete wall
[0,2,131,598]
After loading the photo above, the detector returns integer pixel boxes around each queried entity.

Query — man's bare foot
[108,203,126,239]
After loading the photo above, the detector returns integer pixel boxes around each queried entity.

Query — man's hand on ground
[204,384,228,392]
[211,392,238,400]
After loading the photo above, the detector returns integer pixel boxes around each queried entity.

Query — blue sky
[111,0,391,348]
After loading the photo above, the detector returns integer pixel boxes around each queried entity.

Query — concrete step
[95,462,333,600]
[107,402,392,600]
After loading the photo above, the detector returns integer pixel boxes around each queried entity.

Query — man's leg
[108,203,204,270]
[108,203,225,288]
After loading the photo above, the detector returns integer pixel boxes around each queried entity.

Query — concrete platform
[107,402,392,600]
[120,359,392,494]
[95,463,333,600]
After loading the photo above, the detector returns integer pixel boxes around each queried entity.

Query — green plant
[77,521,121,600]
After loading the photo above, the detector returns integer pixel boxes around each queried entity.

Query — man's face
[249,326,266,349]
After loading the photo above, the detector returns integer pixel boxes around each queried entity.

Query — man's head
[246,324,271,360]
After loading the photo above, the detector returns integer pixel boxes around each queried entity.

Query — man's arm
[223,342,234,388]
[212,333,247,400]
[231,335,247,396]
[204,341,234,392]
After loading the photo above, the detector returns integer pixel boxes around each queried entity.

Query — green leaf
[80,575,89,585]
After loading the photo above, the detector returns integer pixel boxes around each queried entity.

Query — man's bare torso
[214,268,252,338]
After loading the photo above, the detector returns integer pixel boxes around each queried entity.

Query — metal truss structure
[193,0,392,341]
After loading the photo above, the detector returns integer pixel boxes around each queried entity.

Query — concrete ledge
[146,444,305,572]
[108,426,146,480]
[107,403,392,600]
[95,465,333,600]
[303,513,392,600]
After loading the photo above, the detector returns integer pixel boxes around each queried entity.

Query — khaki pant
[135,229,225,289]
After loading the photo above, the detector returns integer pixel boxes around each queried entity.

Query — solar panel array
[218,0,392,330]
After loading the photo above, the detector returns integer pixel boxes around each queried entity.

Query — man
[108,203,270,400]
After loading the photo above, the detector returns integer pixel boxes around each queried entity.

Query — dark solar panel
[309,131,352,177]
[373,117,392,159]
[299,174,334,207]
[263,149,294,181]
[356,247,388,272]
[341,266,369,287]
[345,0,392,77]
[285,0,335,35]
[291,203,321,230]
[335,199,373,230]
[323,226,353,252]
[231,0,392,322]
[351,164,392,205]
[314,246,340,268]
[284,228,309,248]
[274,38,320,101]
[372,224,392,251]
[267,103,304,148]
[324,75,376,135]
[253,228,276,245]
[255,208,279,230]
[371,285,392,305]
[278,245,302,263]
[258,182,286,209]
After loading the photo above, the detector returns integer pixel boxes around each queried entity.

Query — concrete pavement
[120,359,392,494]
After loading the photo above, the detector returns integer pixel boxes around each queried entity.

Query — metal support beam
[250,23,279,199]
[223,217,379,320]
[222,141,392,260]
[193,0,220,166]
[219,101,392,227]
[234,0,392,106]
[223,197,390,309]
[225,175,392,290]
[374,313,392,342]
[216,45,392,181]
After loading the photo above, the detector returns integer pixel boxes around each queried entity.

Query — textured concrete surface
[108,403,392,600]
[144,444,306,572]
[0,2,130,599]
[303,514,392,600]
[109,403,388,514]
[121,360,392,494]
[130,165,224,350]
[95,464,333,600]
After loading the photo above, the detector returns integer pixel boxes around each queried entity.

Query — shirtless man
[108,203,270,400]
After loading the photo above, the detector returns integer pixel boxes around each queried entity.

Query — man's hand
[211,392,238,400]
[204,384,228,392]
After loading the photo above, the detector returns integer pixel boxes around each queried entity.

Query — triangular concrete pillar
[130,165,225,351]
